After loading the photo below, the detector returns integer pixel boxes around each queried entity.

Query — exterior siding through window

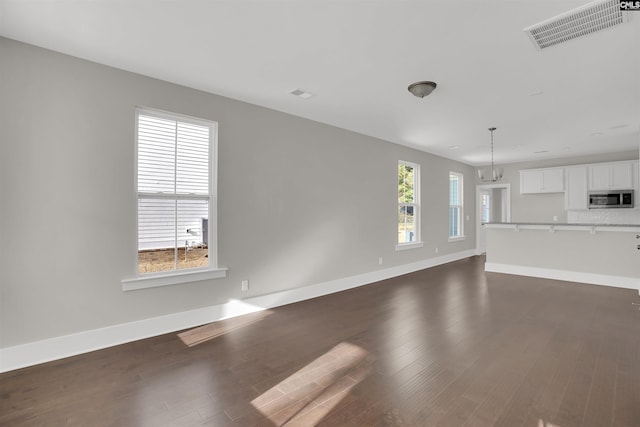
[136,108,215,274]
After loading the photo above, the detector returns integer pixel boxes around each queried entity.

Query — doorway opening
[476,183,511,254]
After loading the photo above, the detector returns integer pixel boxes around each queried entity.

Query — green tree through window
[398,161,419,244]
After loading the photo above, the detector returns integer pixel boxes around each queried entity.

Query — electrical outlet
[378,257,383,265]
[435,247,439,254]
[241,280,249,291]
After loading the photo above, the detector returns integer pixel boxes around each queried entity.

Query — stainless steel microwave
[588,190,634,209]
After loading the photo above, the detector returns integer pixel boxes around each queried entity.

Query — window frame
[396,160,423,251]
[122,107,226,291]
[449,171,465,242]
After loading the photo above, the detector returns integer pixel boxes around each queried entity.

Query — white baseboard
[484,262,640,290]
[0,249,476,373]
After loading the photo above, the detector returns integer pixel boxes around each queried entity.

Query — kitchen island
[484,222,640,290]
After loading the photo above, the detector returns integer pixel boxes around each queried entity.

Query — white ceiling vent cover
[524,0,628,50]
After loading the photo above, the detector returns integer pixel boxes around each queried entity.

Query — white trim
[395,241,424,251]
[131,107,221,287]
[485,262,640,290]
[121,267,228,291]
[449,171,464,239]
[476,183,511,254]
[398,160,421,246]
[0,249,476,373]
[210,125,219,270]
[136,106,214,128]
[448,236,466,242]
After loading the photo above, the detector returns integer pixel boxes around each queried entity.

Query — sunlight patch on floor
[538,419,562,427]
[177,303,273,347]
[250,342,372,426]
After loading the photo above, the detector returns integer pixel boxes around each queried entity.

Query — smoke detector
[524,0,628,50]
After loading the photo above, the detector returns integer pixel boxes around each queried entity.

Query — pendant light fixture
[478,127,504,182]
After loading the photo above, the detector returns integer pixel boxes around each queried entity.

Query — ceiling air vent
[524,0,628,50]
[289,88,314,99]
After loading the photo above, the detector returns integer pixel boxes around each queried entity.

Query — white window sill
[448,236,466,242]
[395,241,424,251]
[122,267,228,291]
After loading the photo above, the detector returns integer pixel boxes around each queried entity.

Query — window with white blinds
[136,108,216,275]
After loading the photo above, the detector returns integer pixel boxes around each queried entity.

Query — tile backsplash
[568,208,640,225]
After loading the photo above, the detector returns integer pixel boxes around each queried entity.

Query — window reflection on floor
[250,342,372,426]
[178,308,272,347]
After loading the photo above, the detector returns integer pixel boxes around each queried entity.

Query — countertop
[484,222,640,232]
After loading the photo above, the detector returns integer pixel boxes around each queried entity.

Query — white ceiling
[1,0,639,166]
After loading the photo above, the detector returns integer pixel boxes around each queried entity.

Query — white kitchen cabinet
[520,167,564,194]
[564,166,588,210]
[520,170,540,194]
[588,162,634,190]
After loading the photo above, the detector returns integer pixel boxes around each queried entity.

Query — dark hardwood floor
[2,256,639,426]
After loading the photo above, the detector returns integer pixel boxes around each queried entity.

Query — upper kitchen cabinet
[588,161,635,191]
[565,166,588,210]
[520,167,564,194]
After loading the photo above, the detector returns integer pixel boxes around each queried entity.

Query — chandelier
[477,127,504,182]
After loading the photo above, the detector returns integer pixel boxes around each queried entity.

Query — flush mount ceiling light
[478,127,504,182]
[408,81,437,98]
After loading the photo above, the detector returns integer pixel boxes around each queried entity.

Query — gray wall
[491,188,503,222]
[486,228,640,279]
[0,38,476,348]
[477,151,640,223]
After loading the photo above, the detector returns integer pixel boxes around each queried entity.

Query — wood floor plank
[552,329,603,425]
[611,335,640,427]
[520,331,585,427]
[2,256,639,427]
[580,332,619,427]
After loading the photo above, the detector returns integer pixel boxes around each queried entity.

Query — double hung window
[398,161,421,248]
[449,172,464,240]
[135,108,218,278]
